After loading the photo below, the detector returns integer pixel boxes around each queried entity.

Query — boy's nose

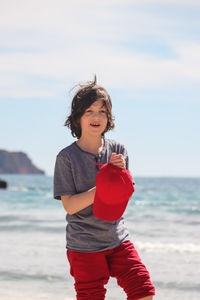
[93,112,101,118]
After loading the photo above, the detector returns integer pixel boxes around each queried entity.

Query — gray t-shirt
[54,138,130,252]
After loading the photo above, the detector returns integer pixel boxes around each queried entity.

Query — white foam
[8,186,29,192]
[135,241,200,254]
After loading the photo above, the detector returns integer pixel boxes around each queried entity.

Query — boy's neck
[76,136,104,155]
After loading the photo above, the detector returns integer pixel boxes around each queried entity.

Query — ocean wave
[7,184,52,193]
[0,214,62,223]
[0,223,64,232]
[135,241,200,254]
[8,186,29,192]
[0,270,64,282]
[154,280,200,291]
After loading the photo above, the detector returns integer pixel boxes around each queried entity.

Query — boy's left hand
[109,153,126,169]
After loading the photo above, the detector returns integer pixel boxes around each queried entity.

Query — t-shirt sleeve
[53,154,77,200]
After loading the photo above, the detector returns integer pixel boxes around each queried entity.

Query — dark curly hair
[65,76,115,139]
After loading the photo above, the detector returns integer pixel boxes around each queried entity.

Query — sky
[0,0,200,177]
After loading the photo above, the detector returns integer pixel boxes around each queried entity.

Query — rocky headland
[0,150,45,174]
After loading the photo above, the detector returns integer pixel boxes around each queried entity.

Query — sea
[0,175,200,300]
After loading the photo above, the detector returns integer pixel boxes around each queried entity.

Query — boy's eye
[84,109,107,114]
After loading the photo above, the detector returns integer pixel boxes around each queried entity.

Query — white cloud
[0,41,200,96]
[1,0,199,45]
[0,0,200,99]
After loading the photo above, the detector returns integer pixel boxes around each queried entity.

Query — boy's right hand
[109,153,126,169]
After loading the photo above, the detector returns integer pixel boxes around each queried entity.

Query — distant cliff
[0,150,45,174]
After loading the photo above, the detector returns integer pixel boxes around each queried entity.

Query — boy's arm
[61,187,96,215]
[61,153,125,215]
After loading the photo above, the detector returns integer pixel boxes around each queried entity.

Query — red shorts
[67,240,155,300]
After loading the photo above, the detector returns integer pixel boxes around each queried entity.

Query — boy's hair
[65,76,115,139]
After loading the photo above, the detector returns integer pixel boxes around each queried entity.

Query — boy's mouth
[90,123,100,127]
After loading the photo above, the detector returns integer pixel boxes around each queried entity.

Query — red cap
[93,163,134,221]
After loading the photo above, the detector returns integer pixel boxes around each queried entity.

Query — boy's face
[79,99,108,138]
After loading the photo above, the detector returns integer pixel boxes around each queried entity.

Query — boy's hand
[109,153,126,169]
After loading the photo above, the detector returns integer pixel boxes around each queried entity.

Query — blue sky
[0,0,200,177]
